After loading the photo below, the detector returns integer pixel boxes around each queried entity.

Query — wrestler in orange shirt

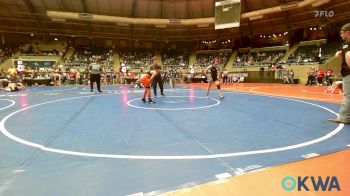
[140,65,161,104]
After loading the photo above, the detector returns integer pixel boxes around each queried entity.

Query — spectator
[316,69,325,85]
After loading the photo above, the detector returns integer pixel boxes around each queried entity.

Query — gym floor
[0,83,349,196]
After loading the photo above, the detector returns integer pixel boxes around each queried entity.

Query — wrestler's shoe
[148,99,156,104]
[328,118,350,124]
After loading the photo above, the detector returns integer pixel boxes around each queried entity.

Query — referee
[328,23,350,124]
[150,57,165,96]
[89,61,103,93]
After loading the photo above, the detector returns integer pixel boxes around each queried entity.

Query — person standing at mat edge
[89,61,102,93]
[329,23,350,124]
[205,59,224,99]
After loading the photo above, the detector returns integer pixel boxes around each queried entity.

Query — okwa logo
[281,176,341,191]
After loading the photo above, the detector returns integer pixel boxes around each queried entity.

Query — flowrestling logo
[314,10,335,17]
[281,176,341,192]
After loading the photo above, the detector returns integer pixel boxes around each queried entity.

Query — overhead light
[30,33,34,37]
[54,37,58,41]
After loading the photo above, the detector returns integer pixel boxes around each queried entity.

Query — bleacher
[285,41,341,64]
[65,47,113,68]
[233,49,285,67]
[161,48,189,69]
[0,47,16,64]
[286,45,320,64]
[321,41,342,58]
[20,42,67,57]
[119,48,154,69]
[196,50,231,68]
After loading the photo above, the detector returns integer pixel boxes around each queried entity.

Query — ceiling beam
[22,0,46,33]
[279,0,292,41]
[81,0,88,12]
[159,0,164,18]
[186,0,190,19]
[126,0,138,42]
[80,0,92,38]
[131,0,138,18]
[57,0,69,10]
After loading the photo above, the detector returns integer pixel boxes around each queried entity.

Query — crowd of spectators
[20,44,66,57]
[196,51,231,68]
[321,41,342,58]
[233,50,285,67]
[65,47,113,68]
[2,40,346,89]
[286,45,320,64]
[161,48,189,68]
[286,41,341,64]
[0,47,17,64]
[119,49,154,69]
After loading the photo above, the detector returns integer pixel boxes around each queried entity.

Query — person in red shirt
[129,71,135,79]
[316,69,325,85]
[326,67,334,85]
